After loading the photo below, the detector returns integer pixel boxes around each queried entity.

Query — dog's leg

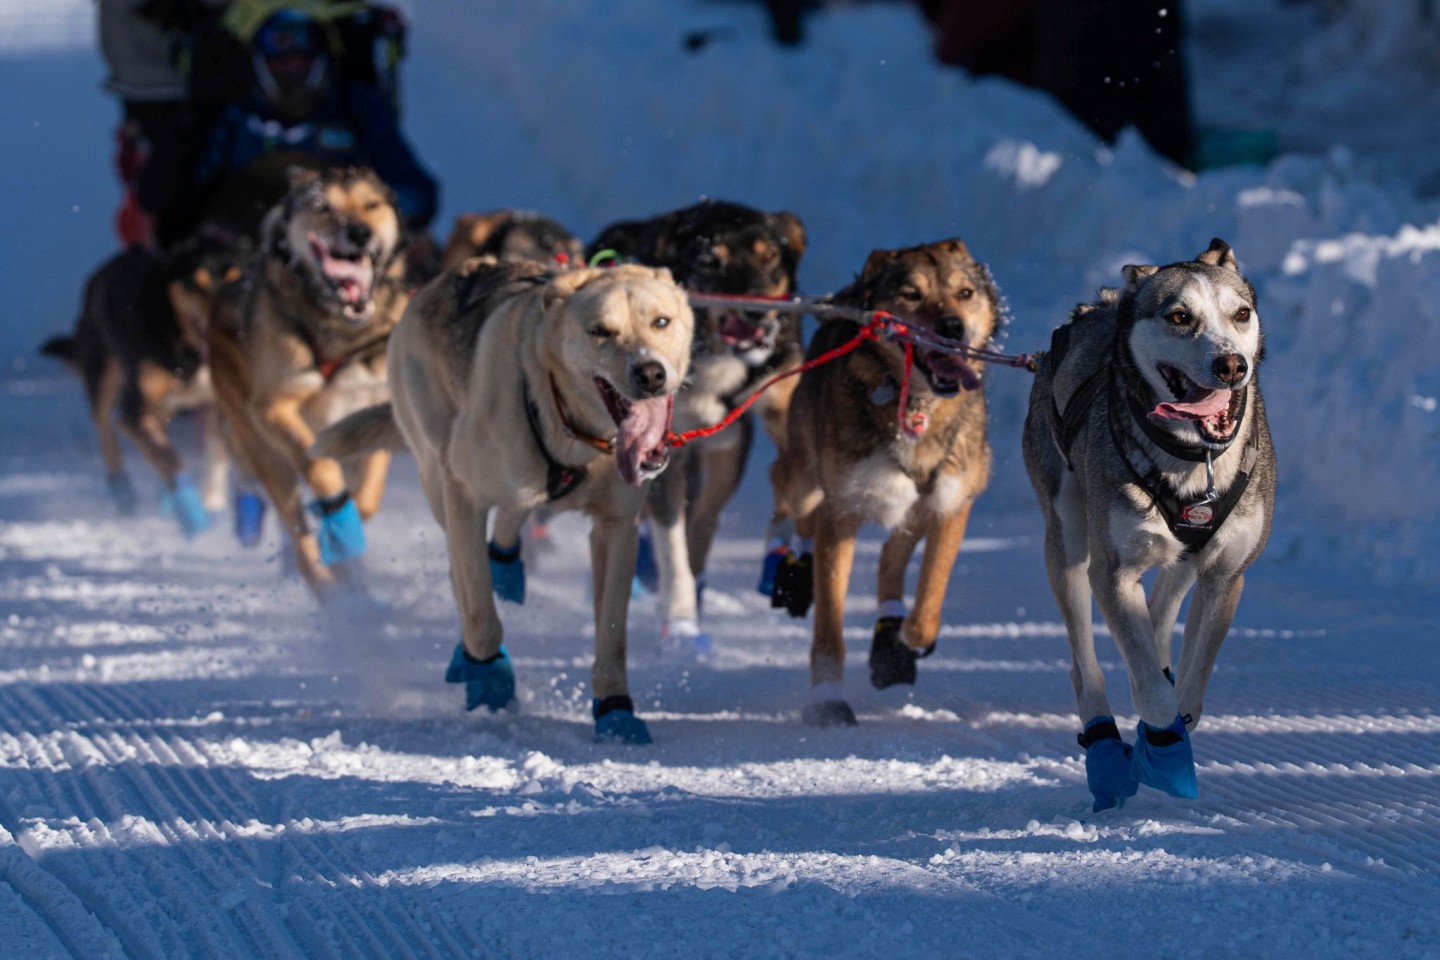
[1174,573,1245,730]
[590,506,651,743]
[804,502,861,726]
[868,523,920,688]
[904,500,973,654]
[239,411,329,590]
[258,395,345,499]
[117,366,183,486]
[90,358,134,511]
[684,419,752,581]
[348,449,392,520]
[199,404,231,513]
[876,523,920,608]
[437,478,515,712]
[485,506,529,605]
[647,451,701,647]
[1149,563,1197,684]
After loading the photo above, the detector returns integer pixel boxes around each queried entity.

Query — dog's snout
[936,315,967,342]
[1212,353,1248,386]
[345,222,372,248]
[631,360,667,397]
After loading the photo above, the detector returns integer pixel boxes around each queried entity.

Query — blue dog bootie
[444,643,516,712]
[757,539,789,597]
[308,491,366,566]
[593,695,651,744]
[1079,715,1139,812]
[1131,714,1199,799]
[234,485,267,547]
[164,474,212,539]
[488,540,526,604]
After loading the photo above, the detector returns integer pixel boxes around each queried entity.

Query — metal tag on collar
[1179,449,1220,527]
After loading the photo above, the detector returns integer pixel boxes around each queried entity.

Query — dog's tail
[40,334,76,367]
[312,402,407,460]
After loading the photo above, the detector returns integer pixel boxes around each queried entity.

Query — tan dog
[441,210,585,272]
[778,239,1001,726]
[314,259,694,742]
[208,167,408,598]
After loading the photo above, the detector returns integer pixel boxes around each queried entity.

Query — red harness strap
[665,315,892,448]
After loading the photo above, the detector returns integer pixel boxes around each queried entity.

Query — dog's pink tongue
[1153,388,1232,421]
[614,396,673,486]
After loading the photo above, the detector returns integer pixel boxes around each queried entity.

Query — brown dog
[208,167,408,598]
[589,200,806,650]
[441,210,585,272]
[777,239,1001,725]
[42,229,251,533]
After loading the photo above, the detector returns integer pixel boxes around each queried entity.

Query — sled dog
[42,229,250,532]
[208,166,408,598]
[313,258,694,742]
[590,200,806,650]
[777,239,1000,726]
[441,209,585,272]
[1021,239,1275,809]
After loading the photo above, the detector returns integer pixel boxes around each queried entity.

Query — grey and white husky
[1022,239,1276,810]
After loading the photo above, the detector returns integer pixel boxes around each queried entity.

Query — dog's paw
[106,472,138,516]
[770,551,813,618]
[661,618,713,659]
[164,475,213,540]
[592,696,651,744]
[308,492,366,566]
[234,489,267,547]
[488,540,526,604]
[801,699,858,728]
[1079,716,1139,812]
[756,544,788,597]
[445,643,517,712]
[869,617,932,689]
[1131,715,1198,799]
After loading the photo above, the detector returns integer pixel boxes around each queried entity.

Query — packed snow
[1,1,1438,958]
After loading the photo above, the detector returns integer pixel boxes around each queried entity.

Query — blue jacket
[199,81,438,228]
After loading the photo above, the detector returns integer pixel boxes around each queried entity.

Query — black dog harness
[522,376,590,503]
[1046,324,1259,555]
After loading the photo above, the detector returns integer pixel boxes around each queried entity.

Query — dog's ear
[542,266,599,311]
[1196,238,1239,272]
[859,248,900,288]
[773,211,807,260]
[940,238,972,261]
[1121,264,1159,289]
[259,204,287,255]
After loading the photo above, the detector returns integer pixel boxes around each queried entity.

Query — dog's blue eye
[653,316,670,329]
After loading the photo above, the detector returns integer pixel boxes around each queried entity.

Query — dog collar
[522,376,590,502]
[547,375,616,454]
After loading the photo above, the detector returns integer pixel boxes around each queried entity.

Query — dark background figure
[190,4,438,246]
[918,0,1195,168]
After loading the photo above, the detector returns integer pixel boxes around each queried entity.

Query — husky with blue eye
[1022,239,1277,811]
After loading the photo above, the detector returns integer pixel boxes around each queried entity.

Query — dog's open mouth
[595,376,674,485]
[1152,364,1245,443]
[716,310,777,357]
[308,232,375,321]
[915,349,981,398]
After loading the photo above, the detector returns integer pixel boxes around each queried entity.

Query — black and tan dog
[777,239,1001,726]
[314,258,694,742]
[208,167,408,598]
[590,199,806,651]
[42,229,251,534]
[441,209,585,272]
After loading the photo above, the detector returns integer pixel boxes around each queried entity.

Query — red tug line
[664,292,1041,449]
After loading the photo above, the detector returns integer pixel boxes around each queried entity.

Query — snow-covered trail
[3,374,1438,960]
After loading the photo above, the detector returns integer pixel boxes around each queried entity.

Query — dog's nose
[631,360,667,397]
[345,222,372,248]
[936,315,967,342]
[1212,353,1248,386]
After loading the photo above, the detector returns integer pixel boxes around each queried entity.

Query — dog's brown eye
[1167,310,1188,326]
[364,200,381,212]
[959,287,974,300]
[589,325,614,338]
[653,316,671,330]
[898,287,921,302]
[1235,307,1252,323]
